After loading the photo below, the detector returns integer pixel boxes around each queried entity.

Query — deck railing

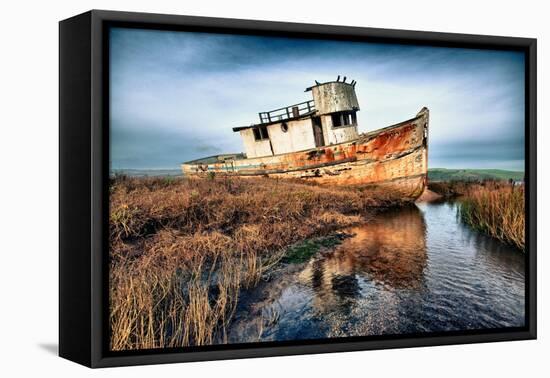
[258,100,315,124]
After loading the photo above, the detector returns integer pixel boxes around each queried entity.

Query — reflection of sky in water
[110,28,525,170]
[227,202,525,343]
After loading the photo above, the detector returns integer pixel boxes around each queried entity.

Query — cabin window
[343,113,350,125]
[351,112,357,125]
[331,113,339,127]
[253,125,269,141]
[281,123,289,132]
[331,111,357,128]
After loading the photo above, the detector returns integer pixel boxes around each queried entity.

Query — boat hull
[182,108,429,202]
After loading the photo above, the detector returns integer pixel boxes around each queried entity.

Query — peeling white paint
[237,80,361,158]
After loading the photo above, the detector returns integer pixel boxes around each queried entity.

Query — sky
[109,27,525,171]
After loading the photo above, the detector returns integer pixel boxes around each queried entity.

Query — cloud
[109,28,525,171]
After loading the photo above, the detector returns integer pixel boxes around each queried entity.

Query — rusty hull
[182,108,429,202]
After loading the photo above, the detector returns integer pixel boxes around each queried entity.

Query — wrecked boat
[181,78,429,202]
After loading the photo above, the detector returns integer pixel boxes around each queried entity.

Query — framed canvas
[59,10,537,368]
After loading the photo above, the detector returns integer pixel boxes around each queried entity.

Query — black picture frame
[59,9,537,368]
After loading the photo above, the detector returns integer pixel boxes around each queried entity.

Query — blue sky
[110,27,525,171]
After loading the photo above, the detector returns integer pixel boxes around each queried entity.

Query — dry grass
[428,181,474,198]
[430,180,525,250]
[109,175,394,350]
[458,182,525,251]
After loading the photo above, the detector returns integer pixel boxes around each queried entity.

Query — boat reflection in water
[226,201,525,344]
[227,206,431,343]
[299,205,427,314]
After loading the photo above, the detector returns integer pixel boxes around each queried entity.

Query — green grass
[283,235,345,264]
[428,168,524,182]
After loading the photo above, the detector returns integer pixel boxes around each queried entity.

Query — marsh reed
[429,180,525,250]
[458,182,525,251]
[109,176,390,350]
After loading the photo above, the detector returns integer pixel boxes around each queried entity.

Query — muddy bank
[415,188,443,203]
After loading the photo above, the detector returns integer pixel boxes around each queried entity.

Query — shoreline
[428,181,525,251]
[108,176,524,350]
[225,199,525,343]
[109,175,405,351]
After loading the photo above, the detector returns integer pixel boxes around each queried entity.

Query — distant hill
[428,168,524,182]
[111,169,182,177]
